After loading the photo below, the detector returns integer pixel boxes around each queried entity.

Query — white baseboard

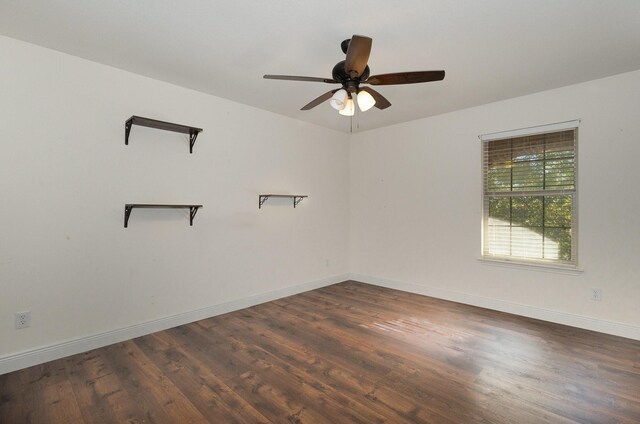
[0,274,348,375]
[349,273,640,341]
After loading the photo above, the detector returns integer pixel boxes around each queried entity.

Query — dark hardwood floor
[1,281,639,423]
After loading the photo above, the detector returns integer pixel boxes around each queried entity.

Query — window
[481,122,578,266]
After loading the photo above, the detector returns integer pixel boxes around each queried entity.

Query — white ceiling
[1,0,639,133]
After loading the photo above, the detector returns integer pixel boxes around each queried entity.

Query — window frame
[480,121,579,269]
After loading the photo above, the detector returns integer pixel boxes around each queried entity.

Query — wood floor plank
[39,359,84,424]
[2,280,640,423]
[134,331,272,424]
[5,360,83,424]
[162,322,259,382]
[229,352,388,424]
[0,366,31,423]
[106,341,209,424]
[64,350,130,424]
[239,297,564,423]
[208,315,435,424]
[201,319,404,424]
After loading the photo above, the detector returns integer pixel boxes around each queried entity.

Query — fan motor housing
[332,60,370,90]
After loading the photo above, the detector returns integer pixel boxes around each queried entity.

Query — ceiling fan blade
[365,70,445,85]
[345,35,372,78]
[264,75,337,83]
[301,89,340,110]
[359,86,391,110]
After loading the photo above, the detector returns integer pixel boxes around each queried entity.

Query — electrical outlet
[590,288,603,302]
[15,311,31,329]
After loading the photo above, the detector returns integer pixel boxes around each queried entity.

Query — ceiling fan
[264,35,445,116]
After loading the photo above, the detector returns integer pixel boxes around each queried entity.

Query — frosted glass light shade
[338,98,355,116]
[329,89,348,110]
[357,90,376,111]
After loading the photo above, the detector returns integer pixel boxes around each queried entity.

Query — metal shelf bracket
[125,120,133,145]
[189,206,199,225]
[189,130,199,154]
[124,204,133,228]
[259,195,269,209]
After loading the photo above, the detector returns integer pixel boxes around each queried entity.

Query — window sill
[478,257,584,275]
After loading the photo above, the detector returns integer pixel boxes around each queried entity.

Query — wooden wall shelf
[125,116,203,153]
[124,204,203,228]
[258,194,308,209]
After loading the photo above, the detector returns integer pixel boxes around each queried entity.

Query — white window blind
[481,123,578,266]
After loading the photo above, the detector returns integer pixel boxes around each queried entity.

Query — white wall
[0,36,350,365]
[350,70,640,339]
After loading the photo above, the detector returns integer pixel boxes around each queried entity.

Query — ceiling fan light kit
[356,90,376,112]
[329,89,348,110]
[338,96,355,116]
[330,89,376,114]
[264,34,445,117]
